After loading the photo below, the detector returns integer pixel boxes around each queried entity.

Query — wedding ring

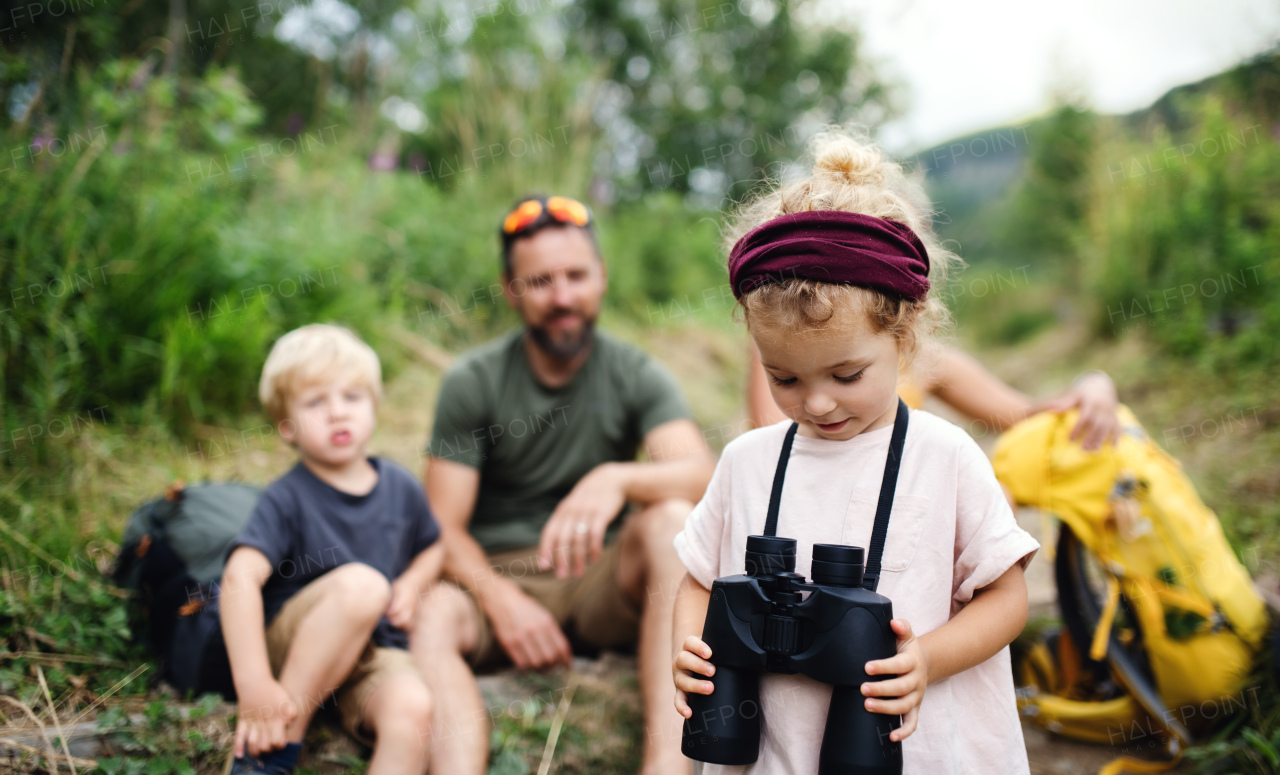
[573,522,589,535]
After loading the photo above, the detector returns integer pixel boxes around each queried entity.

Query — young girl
[671,129,1040,774]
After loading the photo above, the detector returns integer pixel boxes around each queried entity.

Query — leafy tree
[1000,101,1097,290]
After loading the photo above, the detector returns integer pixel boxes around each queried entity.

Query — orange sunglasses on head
[501,196,591,236]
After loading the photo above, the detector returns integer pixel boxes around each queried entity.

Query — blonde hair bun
[811,132,886,187]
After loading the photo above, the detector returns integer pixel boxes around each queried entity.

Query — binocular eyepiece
[745,535,868,588]
[682,535,902,774]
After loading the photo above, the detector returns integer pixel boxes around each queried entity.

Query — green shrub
[1085,97,1279,365]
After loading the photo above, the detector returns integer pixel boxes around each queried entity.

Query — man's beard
[527,313,597,361]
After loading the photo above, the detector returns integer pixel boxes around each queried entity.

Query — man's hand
[862,619,929,742]
[386,576,420,631]
[1039,371,1120,451]
[234,678,297,758]
[537,462,627,579]
[484,581,573,670]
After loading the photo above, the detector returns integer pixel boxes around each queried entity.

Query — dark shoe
[229,742,302,775]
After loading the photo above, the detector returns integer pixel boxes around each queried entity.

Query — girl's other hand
[673,635,715,719]
[862,618,929,742]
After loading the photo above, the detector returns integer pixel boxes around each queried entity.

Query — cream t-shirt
[674,409,1040,775]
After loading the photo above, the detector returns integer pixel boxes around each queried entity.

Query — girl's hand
[862,619,929,742]
[673,635,715,719]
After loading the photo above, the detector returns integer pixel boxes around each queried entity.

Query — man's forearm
[610,455,714,506]
[441,527,516,607]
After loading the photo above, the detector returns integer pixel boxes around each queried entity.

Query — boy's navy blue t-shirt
[227,457,440,650]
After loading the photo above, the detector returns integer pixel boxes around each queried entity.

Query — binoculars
[681,535,902,774]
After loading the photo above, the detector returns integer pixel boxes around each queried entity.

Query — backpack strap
[761,399,910,593]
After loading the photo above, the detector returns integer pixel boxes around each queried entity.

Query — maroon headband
[728,210,931,301]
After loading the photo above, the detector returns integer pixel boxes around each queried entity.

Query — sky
[816,0,1280,154]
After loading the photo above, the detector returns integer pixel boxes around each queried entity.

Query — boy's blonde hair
[258,324,383,423]
[725,127,960,364]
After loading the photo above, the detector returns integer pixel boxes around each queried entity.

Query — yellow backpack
[992,406,1269,772]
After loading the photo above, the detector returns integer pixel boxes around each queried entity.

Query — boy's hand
[673,635,715,719]
[234,678,297,758]
[387,577,420,630]
[862,618,929,742]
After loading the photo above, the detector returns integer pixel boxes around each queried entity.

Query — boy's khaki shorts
[463,542,642,670]
[265,576,422,743]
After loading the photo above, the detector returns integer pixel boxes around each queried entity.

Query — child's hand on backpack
[862,618,929,742]
[234,678,297,758]
[673,635,715,719]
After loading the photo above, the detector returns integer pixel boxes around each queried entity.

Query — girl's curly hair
[724,126,961,365]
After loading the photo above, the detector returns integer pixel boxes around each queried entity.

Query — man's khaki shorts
[463,542,643,670]
[265,575,421,743]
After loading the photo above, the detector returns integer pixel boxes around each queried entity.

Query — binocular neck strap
[762,398,911,592]
[762,421,800,539]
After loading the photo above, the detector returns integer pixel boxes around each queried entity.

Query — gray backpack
[113,481,262,698]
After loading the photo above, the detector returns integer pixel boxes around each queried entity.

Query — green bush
[0,60,744,452]
[1085,96,1279,365]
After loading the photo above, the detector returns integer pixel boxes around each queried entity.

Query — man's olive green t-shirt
[427,330,692,552]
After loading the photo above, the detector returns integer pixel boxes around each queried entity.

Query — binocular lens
[811,543,865,587]
[745,535,797,576]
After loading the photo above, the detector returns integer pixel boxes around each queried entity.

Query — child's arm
[220,546,297,758]
[387,542,445,631]
[671,572,715,718]
[862,562,1028,740]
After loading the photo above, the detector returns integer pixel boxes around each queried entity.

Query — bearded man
[414,194,714,775]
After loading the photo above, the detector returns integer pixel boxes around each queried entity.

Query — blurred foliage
[1000,102,1096,292]
[0,64,727,446]
[0,556,149,707]
[6,0,894,200]
[929,49,1279,371]
[1,0,890,446]
[1083,92,1279,365]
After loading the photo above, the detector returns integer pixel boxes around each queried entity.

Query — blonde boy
[220,324,443,775]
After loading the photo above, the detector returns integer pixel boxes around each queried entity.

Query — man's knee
[639,498,694,553]
[416,583,479,654]
[327,563,392,622]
